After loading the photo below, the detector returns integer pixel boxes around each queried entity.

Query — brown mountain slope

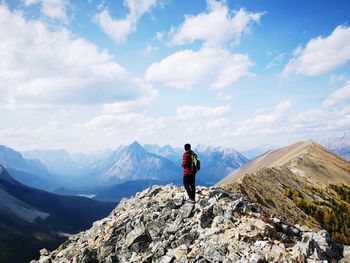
[223,166,316,227]
[218,141,350,187]
[218,141,350,244]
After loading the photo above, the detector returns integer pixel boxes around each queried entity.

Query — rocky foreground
[32,185,350,263]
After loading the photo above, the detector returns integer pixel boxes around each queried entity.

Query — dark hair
[184,143,191,151]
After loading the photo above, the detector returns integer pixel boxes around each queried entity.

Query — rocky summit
[32,185,349,263]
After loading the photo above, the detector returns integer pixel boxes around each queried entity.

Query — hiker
[182,143,200,203]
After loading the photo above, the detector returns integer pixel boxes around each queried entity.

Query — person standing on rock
[182,143,200,203]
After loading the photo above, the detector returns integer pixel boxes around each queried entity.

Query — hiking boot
[187,199,196,204]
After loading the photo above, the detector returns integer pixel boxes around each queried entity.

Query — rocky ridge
[32,185,349,263]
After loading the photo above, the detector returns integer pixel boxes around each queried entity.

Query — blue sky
[0,0,349,153]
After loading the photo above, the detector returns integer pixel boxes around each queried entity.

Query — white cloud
[248,100,292,125]
[102,90,158,114]
[145,47,253,89]
[289,107,350,133]
[282,25,350,77]
[324,81,350,107]
[216,90,233,101]
[170,0,265,48]
[176,105,231,120]
[145,1,260,90]
[23,0,70,21]
[233,101,350,139]
[0,110,174,152]
[85,113,143,128]
[329,73,348,86]
[0,5,155,107]
[233,100,292,135]
[254,108,266,114]
[290,109,327,124]
[84,113,171,138]
[155,31,164,42]
[142,44,159,57]
[206,118,230,129]
[94,0,157,43]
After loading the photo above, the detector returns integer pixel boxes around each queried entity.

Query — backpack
[190,152,200,173]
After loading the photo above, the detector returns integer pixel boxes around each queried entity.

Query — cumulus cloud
[102,90,158,114]
[324,81,350,107]
[233,100,292,135]
[282,25,350,77]
[176,105,231,120]
[216,90,233,101]
[145,1,261,90]
[233,101,350,139]
[23,0,70,21]
[170,0,265,48]
[94,0,157,43]
[142,44,159,57]
[329,73,348,86]
[0,5,155,107]
[206,118,230,129]
[84,113,170,139]
[145,47,253,89]
[248,100,292,125]
[289,107,350,133]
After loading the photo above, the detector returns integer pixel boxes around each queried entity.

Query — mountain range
[1,139,350,262]
[321,132,350,161]
[3,137,349,203]
[29,140,350,262]
[0,165,115,263]
[0,145,58,191]
[15,141,249,192]
[195,145,249,184]
[22,149,81,176]
[143,144,182,163]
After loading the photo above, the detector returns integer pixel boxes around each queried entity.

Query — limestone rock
[125,224,152,252]
[31,185,347,263]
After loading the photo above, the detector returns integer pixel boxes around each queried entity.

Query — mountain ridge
[32,185,349,262]
[218,141,350,245]
[0,145,58,190]
[218,141,350,186]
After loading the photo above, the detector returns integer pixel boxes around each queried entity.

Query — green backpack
[190,152,201,173]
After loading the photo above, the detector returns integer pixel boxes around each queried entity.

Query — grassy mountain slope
[219,141,350,244]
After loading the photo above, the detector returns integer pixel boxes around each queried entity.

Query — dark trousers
[183,173,196,200]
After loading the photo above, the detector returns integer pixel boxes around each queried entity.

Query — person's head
[184,143,191,151]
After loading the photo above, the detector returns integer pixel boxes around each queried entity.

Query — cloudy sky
[0,0,349,153]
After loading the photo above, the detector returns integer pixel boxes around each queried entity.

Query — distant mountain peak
[131,140,141,145]
[320,132,350,161]
[128,141,145,152]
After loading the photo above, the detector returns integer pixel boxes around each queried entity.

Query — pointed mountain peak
[131,140,142,147]
[127,141,145,152]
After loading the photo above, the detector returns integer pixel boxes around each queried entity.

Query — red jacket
[182,150,193,176]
